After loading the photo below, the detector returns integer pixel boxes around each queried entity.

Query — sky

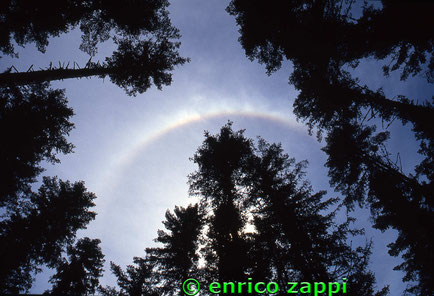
[1,0,433,294]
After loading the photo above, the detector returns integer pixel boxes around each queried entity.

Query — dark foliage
[1,0,173,56]
[146,204,203,295]
[226,0,434,80]
[107,123,388,295]
[105,37,188,96]
[0,83,74,206]
[0,177,97,293]
[227,1,433,293]
[227,0,434,136]
[102,257,158,296]
[0,0,188,95]
[322,121,433,295]
[188,124,255,283]
[188,123,388,295]
[46,237,105,295]
[0,1,188,293]
[102,205,202,296]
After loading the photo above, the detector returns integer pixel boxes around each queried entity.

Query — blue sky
[2,0,433,294]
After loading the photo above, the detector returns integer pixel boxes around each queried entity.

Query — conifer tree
[105,204,203,296]
[322,121,433,295]
[226,0,434,135]
[146,204,203,295]
[108,123,389,296]
[188,123,388,296]
[0,83,74,205]
[226,1,433,293]
[46,237,105,295]
[0,0,178,57]
[188,124,255,284]
[104,257,158,296]
[0,177,97,293]
[249,139,388,296]
[0,0,188,95]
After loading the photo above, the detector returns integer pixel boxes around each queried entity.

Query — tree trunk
[0,67,113,85]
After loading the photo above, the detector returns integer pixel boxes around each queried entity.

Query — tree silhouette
[188,123,388,295]
[249,141,334,284]
[322,121,433,295]
[249,139,389,296]
[102,257,158,296]
[1,0,178,56]
[188,124,255,284]
[46,237,105,295]
[227,0,434,136]
[0,177,97,293]
[0,0,188,95]
[0,83,74,206]
[146,204,203,295]
[0,1,189,292]
[107,123,389,295]
[226,0,434,149]
[226,1,433,293]
[103,204,203,296]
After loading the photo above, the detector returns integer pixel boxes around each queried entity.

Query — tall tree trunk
[0,67,113,85]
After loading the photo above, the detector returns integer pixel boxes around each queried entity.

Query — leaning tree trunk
[0,66,114,85]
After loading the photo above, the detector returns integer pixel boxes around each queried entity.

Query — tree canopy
[0,83,74,206]
[0,0,188,95]
[227,1,433,293]
[1,1,432,294]
[1,0,176,57]
[107,123,388,296]
[146,204,203,295]
[103,204,203,296]
[0,80,101,295]
[46,237,105,295]
[226,0,433,134]
[0,0,189,292]
[0,177,97,293]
